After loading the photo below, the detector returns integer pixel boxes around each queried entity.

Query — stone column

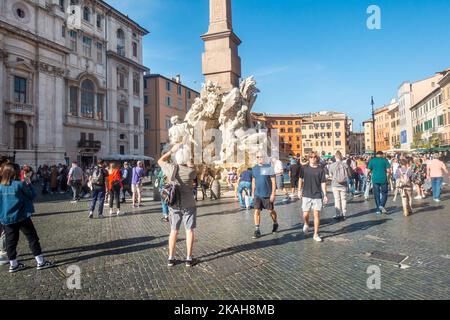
[201,0,241,93]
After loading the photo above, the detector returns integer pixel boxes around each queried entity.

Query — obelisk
[201,0,242,93]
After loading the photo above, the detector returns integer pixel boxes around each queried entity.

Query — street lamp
[371,96,377,154]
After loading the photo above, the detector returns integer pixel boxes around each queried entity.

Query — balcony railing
[78,140,102,150]
[5,102,35,116]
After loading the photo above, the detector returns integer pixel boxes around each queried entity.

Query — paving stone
[0,186,449,299]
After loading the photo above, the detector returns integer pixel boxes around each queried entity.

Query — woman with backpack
[88,160,108,219]
[328,151,351,220]
[108,162,123,216]
[394,159,414,217]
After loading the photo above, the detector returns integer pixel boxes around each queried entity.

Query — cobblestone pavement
[0,183,449,300]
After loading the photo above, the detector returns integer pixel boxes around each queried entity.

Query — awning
[101,154,155,161]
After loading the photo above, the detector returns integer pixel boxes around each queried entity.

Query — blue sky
[107,0,450,130]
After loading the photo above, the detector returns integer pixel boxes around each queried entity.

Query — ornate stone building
[0,0,148,167]
[143,74,200,160]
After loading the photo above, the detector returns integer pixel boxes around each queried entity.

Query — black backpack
[160,165,181,207]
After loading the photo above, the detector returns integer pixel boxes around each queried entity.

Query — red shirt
[108,169,122,190]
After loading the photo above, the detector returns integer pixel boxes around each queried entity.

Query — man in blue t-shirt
[251,151,279,239]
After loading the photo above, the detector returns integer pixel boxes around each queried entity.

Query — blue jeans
[347,178,355,195]
[161,199,169,217]
[359,174,367,193]
[237,181,253,208]
[90,187,106,215]
[373,183,388,210]
[431,177,443,200]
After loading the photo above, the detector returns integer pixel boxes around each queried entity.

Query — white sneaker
[303,223,310,234]
[88,211,93,219]
[379,207,388,214]
[414,196,422,200]
[313,235,323,242]
[433,199,441,203]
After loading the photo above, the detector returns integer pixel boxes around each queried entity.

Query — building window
[16,8,26,19]
[144,79,147,89]
[188,91,191,99]
[132,42,138,57]
[133,107,139,126]
[133,73,140,95]
[81,80,95,118]
[166,81,171,91]
[96,42,103,63]
[119,145,125,155]
[117,29,125,57]
[134,135,139,149]
[83,7,90,22]
[69,86,78,116]
[62,25,66,38]
[177,99,182,110]
[117,70,126,89]
[69,31,77,51]
[287,121,293,125]
[83,36,92,57]
[144,95,148,105]
[14,121,27,150]
[335,122,341,129]
[177,85,182,95]
[14,76,27,103]
[166,96,171,107]
[165,117,172,129]
[119,108,125,124]
[97,94,104,120]
[144,118,149,130]
[280,121,285,125]
[59,0,65,11]
[336,140,342,146]
[96,14,102,28]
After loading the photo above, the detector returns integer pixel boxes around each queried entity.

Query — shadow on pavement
[321,219,390,240]
[18,236,166,263]
[198,232,305,264]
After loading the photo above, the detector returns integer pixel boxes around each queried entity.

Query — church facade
[0,0,148,167]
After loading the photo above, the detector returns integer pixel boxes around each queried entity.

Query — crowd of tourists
[0,147,448,272]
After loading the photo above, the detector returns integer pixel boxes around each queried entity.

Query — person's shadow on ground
[18,236,167,266]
